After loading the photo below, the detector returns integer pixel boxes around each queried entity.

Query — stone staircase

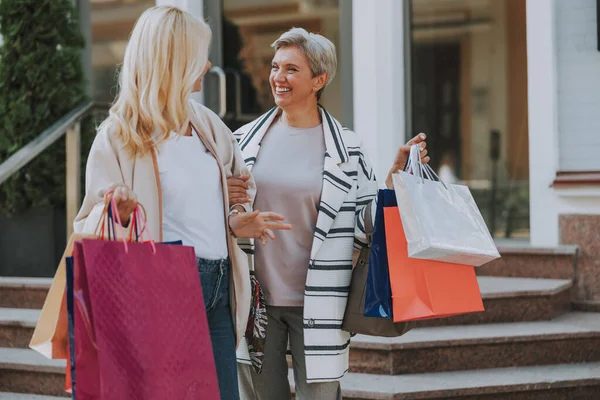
[2,246,600,399]
[288,245,600,399]
[0,277,67,399]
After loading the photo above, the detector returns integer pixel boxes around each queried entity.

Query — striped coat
[234,106,378,382]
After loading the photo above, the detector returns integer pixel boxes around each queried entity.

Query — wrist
[385,171,394,189]
[228,208,241,238]
[229,204,245,214]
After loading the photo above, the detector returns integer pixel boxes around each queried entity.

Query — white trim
[526,0,560,246]
[352,0,407,186]
[554,186,600,215]
[555,187,600,198]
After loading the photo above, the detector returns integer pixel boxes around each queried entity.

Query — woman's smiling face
[270,46,321,109]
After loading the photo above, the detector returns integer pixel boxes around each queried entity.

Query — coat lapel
[238,106,279,172]
[310,107,354,259]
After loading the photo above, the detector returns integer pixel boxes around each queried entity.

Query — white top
[252,118,326,306]
[157,130,228,259]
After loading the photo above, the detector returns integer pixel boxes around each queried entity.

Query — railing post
[66,122,81,239]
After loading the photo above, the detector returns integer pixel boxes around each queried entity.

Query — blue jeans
[198,257,239,400]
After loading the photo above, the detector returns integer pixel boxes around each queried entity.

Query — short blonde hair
[271,27,337,100]
[100,6,212,156]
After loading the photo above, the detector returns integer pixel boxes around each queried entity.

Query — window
[409,0,530,238]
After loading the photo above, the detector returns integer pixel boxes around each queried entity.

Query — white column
[155,0,203,17]
[156,0,205,103]
[526,0,560,246]
[352,0,407,186]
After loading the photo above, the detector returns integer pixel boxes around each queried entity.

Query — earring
[313,87,318,92]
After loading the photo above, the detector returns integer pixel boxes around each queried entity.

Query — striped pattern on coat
[234,106,379,383]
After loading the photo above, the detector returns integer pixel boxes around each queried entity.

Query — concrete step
[0,308,39,348]
[479,242,579,280]
[0,348,67,397]
[0,276,573,351]
[350,312,600,374]
[0,278,52,309]
[418,276,572,327]
[0,394,68,400]
[290,362,600,399]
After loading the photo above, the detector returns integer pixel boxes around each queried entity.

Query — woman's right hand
[103,184,137,226]
[229,210,292,244]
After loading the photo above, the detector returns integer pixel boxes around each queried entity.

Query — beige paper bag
[29,233,95,359]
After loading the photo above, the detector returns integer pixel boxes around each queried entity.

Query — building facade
[84,0,600,303]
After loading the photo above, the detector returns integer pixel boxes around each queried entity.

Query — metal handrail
[0,100,94,185]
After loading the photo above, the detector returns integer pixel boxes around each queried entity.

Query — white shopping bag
[392,145,500,266]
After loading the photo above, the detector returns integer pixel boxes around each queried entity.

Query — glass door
[409,0,530,239]
[202,0,346,131]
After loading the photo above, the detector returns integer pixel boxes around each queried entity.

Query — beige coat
[73,100,256,348]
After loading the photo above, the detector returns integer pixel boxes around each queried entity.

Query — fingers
[236,210,260,222]
[405,138,427,152]
[257,229,276,247]
[229,186,249,197]
[111,186,137,212]
[229,184,251,205]
[110,184,134,202]
[398,134,428,166]
[229,190,250,204]
[113,186,127,201]
[266,221,293,231]
[264,228,275,241]
[406,132,427,146]
[229,195,250,206]
[227,177,250,189]
[258,212,292,230]
[258,211,286,221]
[101,183,125,199]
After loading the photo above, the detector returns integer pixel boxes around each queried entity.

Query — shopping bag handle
[97,191,157,254]
[131,203,157,254]
[108,192,130,252]
[364,201,374,246]
[405,145,448,189]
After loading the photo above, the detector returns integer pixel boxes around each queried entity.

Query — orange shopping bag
[383,207,484,322]
[65,349,72,393]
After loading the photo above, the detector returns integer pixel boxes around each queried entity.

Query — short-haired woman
[74,6,291,399]
[230,28,428,400]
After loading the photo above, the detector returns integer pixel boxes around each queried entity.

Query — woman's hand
[227,175,251,206]
[229,210,292,245]
[385,133,430,189]
[102,184,137,226]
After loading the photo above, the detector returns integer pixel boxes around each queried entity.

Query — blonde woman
[230,28,428,399]
[74,6,291,399]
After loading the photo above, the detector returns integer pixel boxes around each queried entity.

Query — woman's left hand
[385,133,430,189]
[227,175,251,206]
[229,210,293,245]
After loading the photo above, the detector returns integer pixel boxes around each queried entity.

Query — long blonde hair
[100,6,212,156]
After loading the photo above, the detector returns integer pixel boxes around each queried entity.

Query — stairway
[2,246,600,399]
[289,245,600,399]
[0,277,67,398]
